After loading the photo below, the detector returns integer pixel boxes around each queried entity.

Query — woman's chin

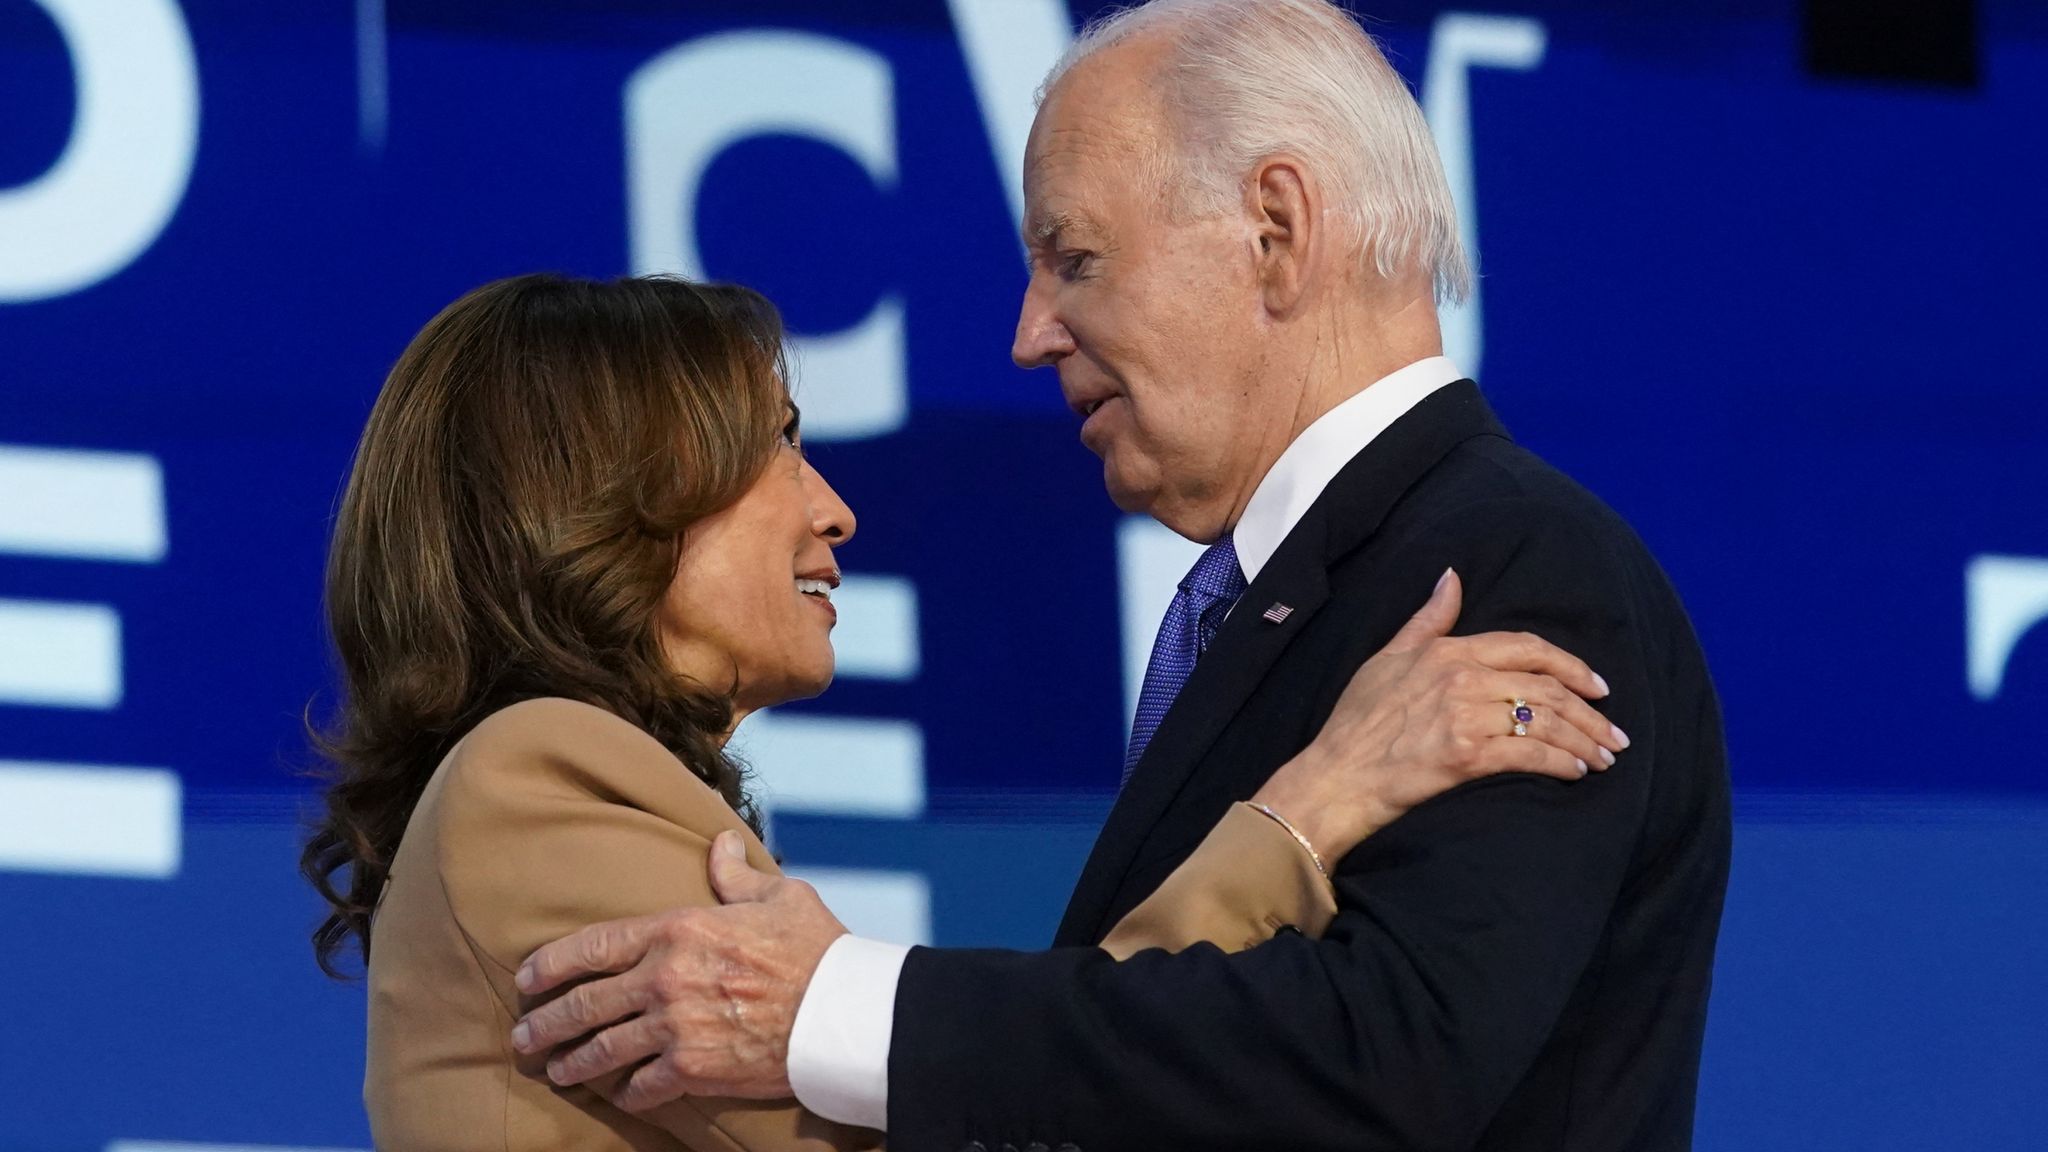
[773,663,836,706]
[734,649,836,712]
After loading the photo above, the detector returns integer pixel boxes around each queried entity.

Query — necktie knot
[1180,534,1246,603]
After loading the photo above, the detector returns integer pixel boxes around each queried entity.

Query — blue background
[2,1,2045,1147]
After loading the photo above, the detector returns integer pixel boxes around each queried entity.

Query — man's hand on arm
[508,831,847,1112]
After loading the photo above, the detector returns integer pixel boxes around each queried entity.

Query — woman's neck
[719,707,755,748]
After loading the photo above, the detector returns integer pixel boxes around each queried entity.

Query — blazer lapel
[1056,508,1331,945]
[1057,380,1511,945]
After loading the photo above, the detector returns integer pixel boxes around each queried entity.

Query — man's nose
[1012,279,1075,369]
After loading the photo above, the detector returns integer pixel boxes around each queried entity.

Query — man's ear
[1249,156,1317,316]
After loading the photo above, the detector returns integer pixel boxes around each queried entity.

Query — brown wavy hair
[301,273,788,978]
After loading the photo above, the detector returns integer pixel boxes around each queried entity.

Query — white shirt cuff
[787,934,909,1131]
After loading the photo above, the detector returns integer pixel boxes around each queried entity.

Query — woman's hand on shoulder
[1250,570,1629,866]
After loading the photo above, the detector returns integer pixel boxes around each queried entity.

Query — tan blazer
[366,697,1334,1151]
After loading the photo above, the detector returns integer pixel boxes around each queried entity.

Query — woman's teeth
[796,578,833,601]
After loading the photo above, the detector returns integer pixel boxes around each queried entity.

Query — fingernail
[1610,724,1631,750]
[511,1021,531,1051]
[720,833,746,860]
[1599,747,1616,768]
[1576,759,1589,776]
[1592,673,1611,697]
[547,1059,569,1085]
[516,964,536,993]
[1435,567,1453,594]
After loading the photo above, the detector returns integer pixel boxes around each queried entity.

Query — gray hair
[1043,0,1471,305]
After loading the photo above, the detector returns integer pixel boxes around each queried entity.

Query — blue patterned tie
[1123,534,1248,784]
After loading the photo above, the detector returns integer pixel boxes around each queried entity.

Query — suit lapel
[1056,507,1331,945]
[1057,381,1511,945]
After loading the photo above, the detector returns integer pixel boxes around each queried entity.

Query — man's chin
[1110,480,1221,542]
[1102,465,1156,515]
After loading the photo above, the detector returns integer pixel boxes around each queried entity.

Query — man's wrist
[786,934,911,1131]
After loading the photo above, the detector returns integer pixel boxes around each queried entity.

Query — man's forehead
[1022,119,1137,244]
[1022,44,1169,242]
[1025,118,1109,187]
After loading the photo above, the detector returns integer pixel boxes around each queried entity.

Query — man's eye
[1058,251,1092,279]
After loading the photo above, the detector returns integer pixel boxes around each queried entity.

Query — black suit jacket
[888,382,1732,1152]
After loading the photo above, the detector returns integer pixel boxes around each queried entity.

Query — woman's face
[660,405,856,718]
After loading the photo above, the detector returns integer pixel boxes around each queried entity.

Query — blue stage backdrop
[2,1,2045,1147]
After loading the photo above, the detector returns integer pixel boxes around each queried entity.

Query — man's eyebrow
[1026,210,1093,250]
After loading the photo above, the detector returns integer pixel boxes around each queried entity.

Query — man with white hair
[513,1,1731,1148]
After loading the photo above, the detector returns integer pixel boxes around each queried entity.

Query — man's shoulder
[1337,432,1709,666]
[1350,432,1653,579]
[1427,434,1632,534]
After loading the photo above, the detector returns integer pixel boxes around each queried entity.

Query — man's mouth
[1076,394,1121,420]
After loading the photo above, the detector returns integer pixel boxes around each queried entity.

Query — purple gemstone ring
[1510,698,1535,737]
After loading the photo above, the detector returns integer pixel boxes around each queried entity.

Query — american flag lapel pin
[1261,602,1294,624]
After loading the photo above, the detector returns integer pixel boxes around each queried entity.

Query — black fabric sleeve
[885,498,1660,1152]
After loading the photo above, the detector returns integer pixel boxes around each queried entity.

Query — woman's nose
[805,463,856,545]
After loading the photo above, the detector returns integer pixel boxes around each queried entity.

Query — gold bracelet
[1245,801,1329,879]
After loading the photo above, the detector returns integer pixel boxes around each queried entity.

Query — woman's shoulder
[460,694,649,756]
[437,696,741,839]
[405,697,774,992]
[455,695,677,774]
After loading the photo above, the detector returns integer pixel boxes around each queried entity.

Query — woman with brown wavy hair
[301,273,1615,1150]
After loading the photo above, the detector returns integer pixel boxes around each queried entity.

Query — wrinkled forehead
[1022,74,1169,243]
[1022,132,1111,243]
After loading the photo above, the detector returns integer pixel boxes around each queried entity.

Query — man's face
[1012,50,1269,541]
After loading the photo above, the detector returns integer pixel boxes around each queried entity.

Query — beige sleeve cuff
[1098,801,1339,960]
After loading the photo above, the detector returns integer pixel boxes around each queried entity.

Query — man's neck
[1221,298,1443,533]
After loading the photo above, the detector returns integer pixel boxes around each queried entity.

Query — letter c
[624,30,904,441]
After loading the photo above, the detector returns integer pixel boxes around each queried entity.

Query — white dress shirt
[785,356,1466,1130]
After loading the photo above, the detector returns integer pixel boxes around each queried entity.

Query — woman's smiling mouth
[796,571,839,624]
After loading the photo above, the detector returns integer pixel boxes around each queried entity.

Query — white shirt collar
[1233,356,1465,582]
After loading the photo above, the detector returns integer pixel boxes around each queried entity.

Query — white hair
[1042,0,1471,305]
